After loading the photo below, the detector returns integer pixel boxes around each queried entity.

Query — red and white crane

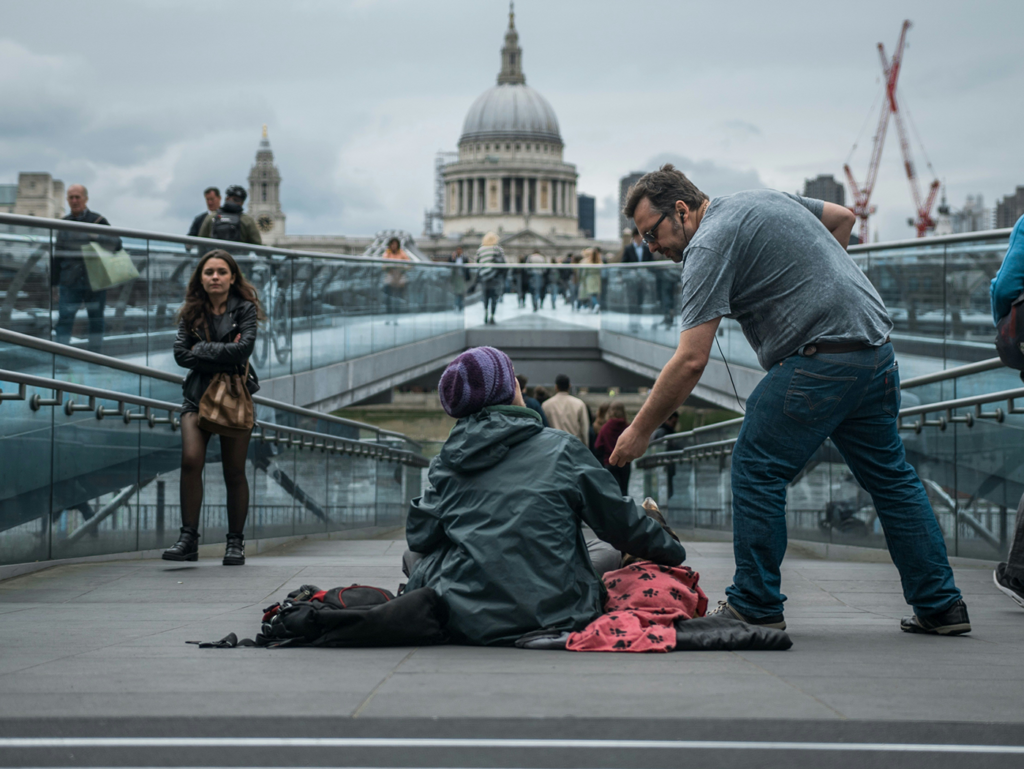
[844,20,940,241]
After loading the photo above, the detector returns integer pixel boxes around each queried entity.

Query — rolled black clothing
[174,294,260,409]
[52,209,123,286]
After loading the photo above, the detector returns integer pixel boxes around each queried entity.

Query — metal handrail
[0,328,417,445]
[648,417,744,448]
[899,357,1006,388]
[0,369,428,467]
[638,384,1024,469]
[848,226,1012,252]
[646,359,1010,450]
[0,213,649,269]
[0,213,433,266]
[2,212,1011,262]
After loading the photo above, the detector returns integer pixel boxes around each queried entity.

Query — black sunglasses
[642,212,669,246]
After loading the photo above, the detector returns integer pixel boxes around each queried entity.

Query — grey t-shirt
[678,189,893,370]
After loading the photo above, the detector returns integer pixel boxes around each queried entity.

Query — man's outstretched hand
[608,424,649,467]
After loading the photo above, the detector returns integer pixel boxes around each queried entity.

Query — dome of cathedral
[459,83,561,145]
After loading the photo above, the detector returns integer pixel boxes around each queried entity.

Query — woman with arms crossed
[163,249,263,565]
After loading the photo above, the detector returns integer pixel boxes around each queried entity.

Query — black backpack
[995,291,1024,370]
[256,583,448,648]
[210,210,243,242]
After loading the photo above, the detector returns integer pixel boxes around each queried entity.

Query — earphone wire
[715,335,745,414]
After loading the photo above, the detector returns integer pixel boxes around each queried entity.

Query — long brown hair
[176,249,265,332]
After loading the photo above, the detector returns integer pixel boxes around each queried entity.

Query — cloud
[645,154,766,198]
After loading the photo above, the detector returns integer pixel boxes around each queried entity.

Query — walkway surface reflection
[0,534,1017,723]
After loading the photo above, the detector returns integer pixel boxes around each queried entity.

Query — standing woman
[475,232,505,325]
[594,402,631,495]
[164,249,263,565]
[577,247,603,312]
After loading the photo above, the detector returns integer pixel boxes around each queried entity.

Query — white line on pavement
[0,738,1022,754]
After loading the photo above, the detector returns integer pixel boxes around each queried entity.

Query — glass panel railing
[640,364,1023,562]
[0,218,465,388]
[598,232,1013,379]
[0,344,426,567]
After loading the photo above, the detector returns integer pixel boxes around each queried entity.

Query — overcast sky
[1,0,1021,243]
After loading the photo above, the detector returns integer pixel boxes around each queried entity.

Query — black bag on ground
[256,584,448,648]
[995,291,1024,370]
[674,616,792,651]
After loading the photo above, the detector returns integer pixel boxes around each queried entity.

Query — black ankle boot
[223,532,245,566]
[162,527,199,561]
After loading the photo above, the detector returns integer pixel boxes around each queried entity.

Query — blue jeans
[725,343,962,619]
[55,282,106,351]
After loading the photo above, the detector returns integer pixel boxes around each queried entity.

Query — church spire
[497,1,525,85]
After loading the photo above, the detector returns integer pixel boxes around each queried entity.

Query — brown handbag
[197,324,254,438]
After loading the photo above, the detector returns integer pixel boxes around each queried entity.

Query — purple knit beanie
[438,346,516,418]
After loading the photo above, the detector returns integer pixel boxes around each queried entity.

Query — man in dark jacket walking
[403,346,685,646]
[187,187,221,237]
[52,184,122,351]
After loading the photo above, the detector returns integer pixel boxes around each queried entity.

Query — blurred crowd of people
[513,372,679,497]
[444,227,676,322]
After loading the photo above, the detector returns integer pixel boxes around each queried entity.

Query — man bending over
[609,165,968,636]
[403,346,686,646]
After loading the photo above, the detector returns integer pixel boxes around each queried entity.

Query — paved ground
[0,535,1022,767]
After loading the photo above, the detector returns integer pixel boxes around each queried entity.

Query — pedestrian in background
[52,184,122,352]
[542,374,589,445]
[188,187,221,237]
[382,236,412,319]
[595,401,631,495]
[165,249,263,566]
[526,249,548,311]
[577,247,602,312]
[476,232,505,325]
[515,374,548,426]
[449,245,468,311]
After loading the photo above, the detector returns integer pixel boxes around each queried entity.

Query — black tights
[179,413,252,534]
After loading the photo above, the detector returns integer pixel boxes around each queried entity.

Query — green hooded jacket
[404,405,686,646]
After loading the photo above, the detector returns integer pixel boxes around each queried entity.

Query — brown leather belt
[800,336,890,356]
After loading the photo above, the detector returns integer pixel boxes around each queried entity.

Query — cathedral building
[441,7,579,239]
[248,7,616,261]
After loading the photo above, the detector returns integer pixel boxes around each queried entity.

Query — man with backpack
[198,185,262,245]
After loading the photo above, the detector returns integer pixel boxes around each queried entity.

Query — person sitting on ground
[515,374,548,426]
[402,346,686,646]
[594,402,632,495]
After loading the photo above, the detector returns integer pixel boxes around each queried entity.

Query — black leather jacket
[173,294,260,406]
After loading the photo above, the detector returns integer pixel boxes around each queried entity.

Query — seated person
[402,346,686,646]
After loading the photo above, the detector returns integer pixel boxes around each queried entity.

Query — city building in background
[0,173,65,219]
[577,193,595,238]
[180,10,621,261]
[996,186,1024,229]
[802,174,845,206]
[618,171,645,234]
[247,126,286,245]
[952,194,992,233]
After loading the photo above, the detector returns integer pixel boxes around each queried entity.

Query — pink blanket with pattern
[566,562,708,652]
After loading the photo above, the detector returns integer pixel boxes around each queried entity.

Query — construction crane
[844,20,940,241]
